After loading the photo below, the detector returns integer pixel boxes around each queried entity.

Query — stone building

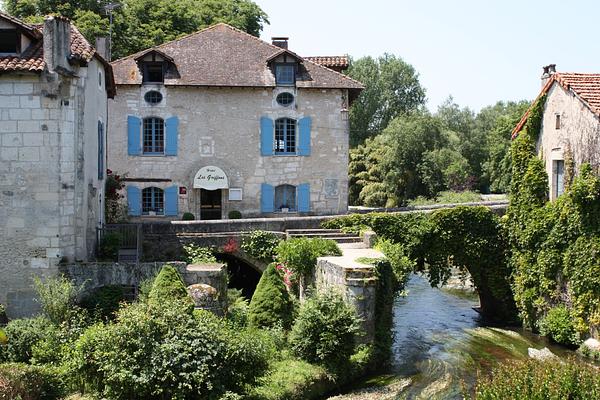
[513,64,600,200]
[0,12,115,317]
[108,24,362,220]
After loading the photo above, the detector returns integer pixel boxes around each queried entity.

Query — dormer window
[275,64,295,85]
[143,62,164,83]
[0,30,19,54]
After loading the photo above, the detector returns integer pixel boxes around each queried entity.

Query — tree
[4,0,269,59]
[347,54,426,146]
[248,263,294,329]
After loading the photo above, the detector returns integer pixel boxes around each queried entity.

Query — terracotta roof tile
[305,56,349,69]
[111,23,363,91]
[513,72,600,138]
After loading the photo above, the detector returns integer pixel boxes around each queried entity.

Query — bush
[538,305,580,346]
[248,264,294,330]
[97,232,122,261]
[276,238,341,277]
[33,276,82,325]
[226,289,250,327]
[228,210,242,219]
[147,264,194,312]
[183,244,217,264]
[290,290,360,367]
[377,240,414,289]
[0,363,66,400]
[241,231,281,262]
[0,317,53,363]
[182,212,195,221]
[474,358,600,399]
[80,285,125,320]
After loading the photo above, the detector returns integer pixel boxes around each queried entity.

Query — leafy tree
[147,264,194,311]
[347,54,426,146]
[248,263,294,329]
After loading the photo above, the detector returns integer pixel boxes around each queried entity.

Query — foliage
[407,190,482,206]
[289,290,361,367]
[376,240,413,289]
[474,358,600,399]
[372,259,397,365]
[418,147,472,194]
[96,232,122,261]
[183,243,217,264]
[104,171,127,224]
[228,210,242,219]
[147,264,194,312]
[80,285,125,321]
[182,212,195,221]
[0,362,66,400]
[0,317,53,363]
[275,238,341,277]
[538,305,580,346]
[33,276,82,325]
[241,231,281,262]
[248,264,294,330]
[226,289,250,327]
[5,0,269,60]
[346,54,426,146]
[70,302,274,399]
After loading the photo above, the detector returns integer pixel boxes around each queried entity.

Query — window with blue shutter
[274,184,296,211]
[260,116,274,156]
[261,183,274,213]
[297,183,310,212]
[127,186,141,216]
[142,117,164,154]
[298,117,311,156]
[97,121,104,180]
[164,186,178,216]
[127,116,141,155]
[165,116,179,156]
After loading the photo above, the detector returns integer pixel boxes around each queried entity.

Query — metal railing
[96,224,143,263]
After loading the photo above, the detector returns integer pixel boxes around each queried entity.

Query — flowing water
[330,274,575,400]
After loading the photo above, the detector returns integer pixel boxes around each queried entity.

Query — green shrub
[147,264,194,312]
[408,190,481,206]
[538,305,580,346]
[226,289,250,327]
[80,285,125,320]
[276,238,341,277]
[377,240,414,289]
[290,290,360,367]
[183,243,217,264]
[228,210,242,219]
[248,264,294,330]
[0,317,53,363]
[33,276,82,325]
[0,362,67,400]
[97,232,122,261]
[241,231,281,262]
[474,358,600,399]
[182,212,195,221]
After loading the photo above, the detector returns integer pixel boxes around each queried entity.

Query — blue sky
[256,0,599,112]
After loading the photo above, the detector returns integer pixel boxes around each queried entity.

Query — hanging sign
[193,166,229,190]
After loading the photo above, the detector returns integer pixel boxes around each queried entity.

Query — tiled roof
[513,72,600,137]
[111,23,363,92]
[305,56,349,69]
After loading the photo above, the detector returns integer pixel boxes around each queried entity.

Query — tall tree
[347,54,426,147]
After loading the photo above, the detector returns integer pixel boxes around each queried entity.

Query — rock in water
[528,347,557,360]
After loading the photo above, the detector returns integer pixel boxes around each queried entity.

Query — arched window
[274,184,296,211]
[143,117,164,154]
[274,118,296,154]
[142,187,164,215]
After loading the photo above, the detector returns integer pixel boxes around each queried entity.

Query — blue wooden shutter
[165,116,179,156]
[164,186,178,216]
[298,117,311,156]
[97,121,104,180]
[127,115,141,155]
[260,116,274,156]
[261,183,274,212]
[127,186,141,216]
[297,183,310,212]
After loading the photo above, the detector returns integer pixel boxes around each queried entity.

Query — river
[329,274,574,400]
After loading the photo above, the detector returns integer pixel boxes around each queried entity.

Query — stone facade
[0,15,113,317]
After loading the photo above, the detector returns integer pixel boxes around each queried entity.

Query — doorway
[200,189,222,220]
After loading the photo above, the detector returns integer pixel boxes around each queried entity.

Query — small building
[108,24,362,220]
[0,12,115,317]
[513,64,600,200]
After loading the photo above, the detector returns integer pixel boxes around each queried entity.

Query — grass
[408,191,482,206]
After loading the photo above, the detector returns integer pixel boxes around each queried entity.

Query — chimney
[95,37,109,60]
[271,37,289,49]
[541,63,556,87]
[43,16,72,74]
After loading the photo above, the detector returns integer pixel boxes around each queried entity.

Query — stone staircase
[285,228,364,246]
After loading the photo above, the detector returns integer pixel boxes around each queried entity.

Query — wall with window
[108,84,350,219]
[538,83,600,200]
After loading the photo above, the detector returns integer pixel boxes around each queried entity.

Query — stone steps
[285,228,363,244]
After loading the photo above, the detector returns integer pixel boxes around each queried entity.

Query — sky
[256,0,600,113]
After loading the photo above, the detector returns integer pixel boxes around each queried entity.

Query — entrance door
[200,189,222,220]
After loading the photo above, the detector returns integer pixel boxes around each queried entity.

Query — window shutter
[127,186,141,216]
[260,116,274,156]
[298,117,311,156]
[297,183,310,212]
[127,115,141,155]
[164,186,179,216]
[165,116,179,156]
[261,183,275,213]
[98,121,104,180]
